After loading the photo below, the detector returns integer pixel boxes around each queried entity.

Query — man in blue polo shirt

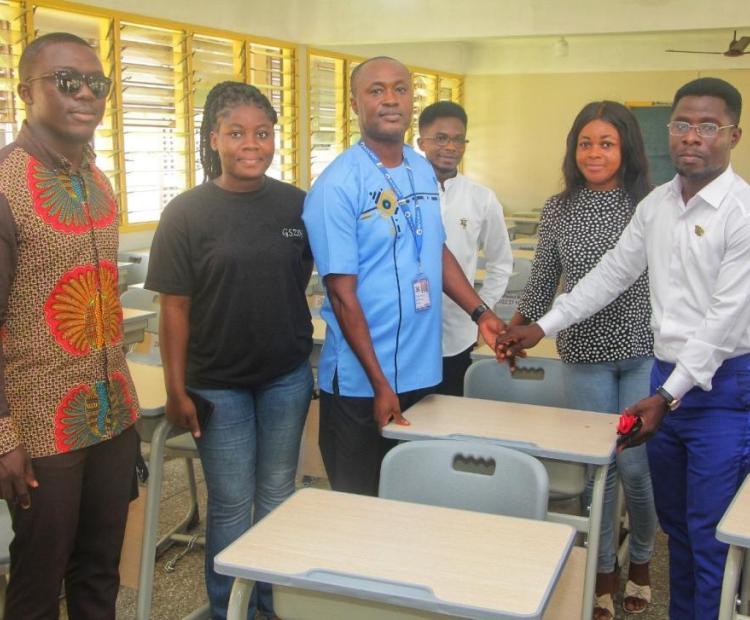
[303,56,506,496]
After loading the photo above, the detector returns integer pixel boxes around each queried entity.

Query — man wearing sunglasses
[498,78,749,620]
[0,32,140,618]
[417,102,513,396]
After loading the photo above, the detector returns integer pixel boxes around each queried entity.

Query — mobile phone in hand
[186,389,214,433]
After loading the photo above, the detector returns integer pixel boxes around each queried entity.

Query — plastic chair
[507,256,532,293]
[464,358,587,499]
[117,249,150,286]
[380,439,548,520]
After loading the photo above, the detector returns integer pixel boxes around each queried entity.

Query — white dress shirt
[440,173,513,356]
[538,165,750,401]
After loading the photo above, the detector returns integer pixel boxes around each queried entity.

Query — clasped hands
[493,323,545,369]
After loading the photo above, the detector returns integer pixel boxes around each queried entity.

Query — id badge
[413,275,431,312]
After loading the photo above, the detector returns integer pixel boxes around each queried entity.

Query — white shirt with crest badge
[538,165,750,400]
[440,173,513,357]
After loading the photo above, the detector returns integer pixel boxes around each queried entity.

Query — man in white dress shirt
[498,78,749,620]
[418,102,513,395]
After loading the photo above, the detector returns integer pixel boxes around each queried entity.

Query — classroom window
[0,1,460,226]
[308,50,463,183]
[0,1,23,148]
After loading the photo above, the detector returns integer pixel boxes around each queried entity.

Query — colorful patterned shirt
[0,123,140,458]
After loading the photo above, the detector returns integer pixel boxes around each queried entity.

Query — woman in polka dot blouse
[511,101,657,620]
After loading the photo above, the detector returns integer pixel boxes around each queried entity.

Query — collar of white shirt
[668,164,735,211]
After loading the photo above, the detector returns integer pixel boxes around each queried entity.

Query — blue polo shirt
[303,144,444,397]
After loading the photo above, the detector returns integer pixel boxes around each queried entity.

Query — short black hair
[672,77,742,124]
[418,101,467,132]
[19,32,93,82]
[199,81,277,181]
[350,56,408,94]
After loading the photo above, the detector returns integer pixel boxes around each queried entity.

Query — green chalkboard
[630,105,676,186]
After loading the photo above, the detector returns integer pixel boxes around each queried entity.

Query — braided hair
[199,81,278,182]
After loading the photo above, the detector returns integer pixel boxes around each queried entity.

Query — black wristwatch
[470,303,489,323]
[656,385,680,411]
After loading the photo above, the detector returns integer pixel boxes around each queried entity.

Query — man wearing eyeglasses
[498,77,748,620]
[0,32,140,618]
[417,102,512,396]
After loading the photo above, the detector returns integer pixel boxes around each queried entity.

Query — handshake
[493,323,545,369]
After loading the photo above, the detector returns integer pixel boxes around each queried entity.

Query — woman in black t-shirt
[146,82,313,620]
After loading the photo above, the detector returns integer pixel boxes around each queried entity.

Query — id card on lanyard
[359,142,431,312]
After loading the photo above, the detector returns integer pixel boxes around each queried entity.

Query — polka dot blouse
[517,187,654,364]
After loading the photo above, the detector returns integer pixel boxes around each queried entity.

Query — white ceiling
[88,0,750,74]
[293,0,750,46]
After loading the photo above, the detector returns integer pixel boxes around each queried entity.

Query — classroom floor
[65,454,671,620]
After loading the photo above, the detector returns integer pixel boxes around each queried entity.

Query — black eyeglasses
[26,69,112,99]
[420,134,469,146]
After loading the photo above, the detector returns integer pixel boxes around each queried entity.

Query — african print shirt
[0,123,140,458]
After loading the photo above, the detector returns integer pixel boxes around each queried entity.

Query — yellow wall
[464,69,750,213]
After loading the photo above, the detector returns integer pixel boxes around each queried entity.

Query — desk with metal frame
[127,360,210,620]
[718,474,750,620]
[122,308,156,347]
[218,487,576,620]
[382,394,616,620]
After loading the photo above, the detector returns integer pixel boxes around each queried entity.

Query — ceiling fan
[666,30,750,57]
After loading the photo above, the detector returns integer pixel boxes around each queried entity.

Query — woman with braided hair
[146,81,314,620]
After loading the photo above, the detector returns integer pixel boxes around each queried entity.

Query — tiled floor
[99,456,671,619]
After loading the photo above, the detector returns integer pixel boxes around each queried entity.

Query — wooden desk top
[312,318,326,344]
[473,337,559,360]
[717,474,750,547]
[127,360,166,414]
[122,307,157,324]
[512,249,536,261]
[215,488,575,620]
[505,215,539,224]
[382,394,616,465]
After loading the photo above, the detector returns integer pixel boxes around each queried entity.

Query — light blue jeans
[192,360,313,620]
[562,356,657,573]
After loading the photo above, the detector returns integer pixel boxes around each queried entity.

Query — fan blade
[665,49,725,54]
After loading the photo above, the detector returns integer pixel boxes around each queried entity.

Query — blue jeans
[192,360,313,620]
[562,356,657,573]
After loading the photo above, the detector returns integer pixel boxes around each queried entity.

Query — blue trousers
[647,355,750,620]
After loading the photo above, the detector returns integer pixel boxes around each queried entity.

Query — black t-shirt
[146,178,313,388]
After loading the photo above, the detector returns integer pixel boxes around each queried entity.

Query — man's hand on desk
[0,446,37,509]
[373,385,408,430]
[616,395,669,452]
[166,392,201,438]
[495,323,543,371]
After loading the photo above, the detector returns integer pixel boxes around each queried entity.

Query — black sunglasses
[26,69,112,99]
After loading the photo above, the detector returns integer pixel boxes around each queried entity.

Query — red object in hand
[617,413,639,435]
